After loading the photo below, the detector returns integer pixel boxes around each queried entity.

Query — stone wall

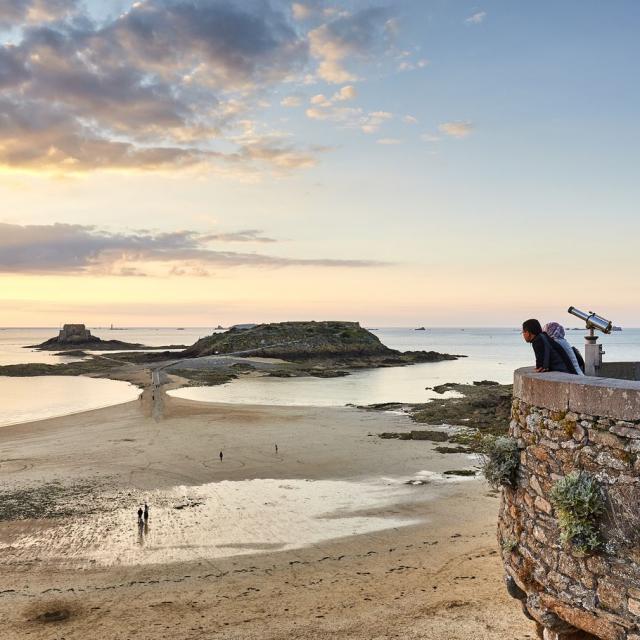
[499,368,640,640]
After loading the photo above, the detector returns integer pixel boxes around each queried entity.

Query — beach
[0,385,534,639]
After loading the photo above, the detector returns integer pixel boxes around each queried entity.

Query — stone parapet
[499,368,640,640]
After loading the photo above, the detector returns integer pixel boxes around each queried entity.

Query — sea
[2,326,640,427]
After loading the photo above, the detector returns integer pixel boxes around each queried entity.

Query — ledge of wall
[514,367,640,422]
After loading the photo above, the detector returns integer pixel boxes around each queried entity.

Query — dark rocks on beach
[379,430,449,442]
[373,382,512,447]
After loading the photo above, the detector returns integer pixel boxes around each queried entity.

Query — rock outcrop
[182,321,460,366]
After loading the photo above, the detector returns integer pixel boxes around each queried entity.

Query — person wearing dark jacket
[521,319,576,374]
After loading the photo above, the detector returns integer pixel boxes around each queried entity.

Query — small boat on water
[414,326,426,331]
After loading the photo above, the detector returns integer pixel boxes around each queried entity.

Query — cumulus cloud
[361,111,392,134]
[332,84,356,101]
[280,95,303,107]
[0,1,314,173]
[0,223,386,275]
[0,0,77,29]
[438,121,474,138]
[465,11,486,24]
[309,7,393,83]
[0,1,410,174]
[303,83,390,134]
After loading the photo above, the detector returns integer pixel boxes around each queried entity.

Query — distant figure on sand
[219,451,223,462]
[144,502,149,520]
[275,443,278,454]
[137,506,143,521]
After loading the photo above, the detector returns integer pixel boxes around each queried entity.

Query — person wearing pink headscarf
[543,322,585,376]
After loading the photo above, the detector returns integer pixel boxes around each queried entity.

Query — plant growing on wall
[550,471,604,554]
[479,436,520,489]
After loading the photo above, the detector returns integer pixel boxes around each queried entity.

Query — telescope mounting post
[584,327,604,377]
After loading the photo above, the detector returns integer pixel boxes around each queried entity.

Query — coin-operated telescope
[567,307,612,376]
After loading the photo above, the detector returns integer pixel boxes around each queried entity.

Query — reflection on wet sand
[0,477,457,568]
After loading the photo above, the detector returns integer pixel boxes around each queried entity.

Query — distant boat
[415,326,426,331]
[613,326,623,331]
[176,328,185,330]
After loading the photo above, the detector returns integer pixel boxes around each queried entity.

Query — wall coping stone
[514,367,640,422]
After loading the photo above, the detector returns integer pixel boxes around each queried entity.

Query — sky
[1,0,639,327]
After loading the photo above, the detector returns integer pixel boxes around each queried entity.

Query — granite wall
[499,368,640,640]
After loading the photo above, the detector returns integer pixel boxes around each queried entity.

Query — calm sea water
[169,327,640,407]
[2,326,640,422]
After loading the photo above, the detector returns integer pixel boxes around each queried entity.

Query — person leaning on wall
[543,322,585,376]
[521,318,578,374]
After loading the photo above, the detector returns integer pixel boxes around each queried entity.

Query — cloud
[309,7,393,83]
[280,95,303,107]
[291,0,326,22]
[0,0,77,29]
[202,229,277,243]
[304,85,390,134]
[376,138,401,145]
[0,1,409,174]
[403,115,418,125]
[0,223,385,275]
[0,1,314,173]
[465,11,486,25]
[361,111,393,134]
[332,84,356,101]
[397,58,429,72]
[438,121,473,138]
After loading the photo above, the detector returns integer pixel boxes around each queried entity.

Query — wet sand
[0,387,535,639]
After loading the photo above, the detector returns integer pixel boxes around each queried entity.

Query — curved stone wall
[499,367,640,640]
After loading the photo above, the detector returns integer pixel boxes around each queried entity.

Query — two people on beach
[137,502,149,522]
[522,319,585,375]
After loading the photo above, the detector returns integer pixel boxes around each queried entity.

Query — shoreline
[0,378,533,638]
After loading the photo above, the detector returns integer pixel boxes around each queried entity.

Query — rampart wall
[499,367,640,640]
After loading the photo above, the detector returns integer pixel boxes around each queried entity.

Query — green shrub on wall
[479,436,520,489]
[550,471,604,554]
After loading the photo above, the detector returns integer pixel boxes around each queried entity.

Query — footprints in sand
[0,458,33,474]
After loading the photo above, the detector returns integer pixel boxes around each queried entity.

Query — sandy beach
[0,384,535,639]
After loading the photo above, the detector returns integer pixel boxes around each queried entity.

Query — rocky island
[30,324,186,352]
[3,321,462,384]
[183,320,459,365]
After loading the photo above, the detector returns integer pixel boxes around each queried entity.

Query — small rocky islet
[30,324,186,351]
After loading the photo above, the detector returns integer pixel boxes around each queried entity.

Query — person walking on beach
[543,322,585,375]
[275,443,278,454]
[143,502,149,521]
[137,506,143,521]
[219,451,223,462]
[521,319,574,374]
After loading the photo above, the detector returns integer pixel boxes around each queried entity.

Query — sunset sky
[1,1,639,327]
